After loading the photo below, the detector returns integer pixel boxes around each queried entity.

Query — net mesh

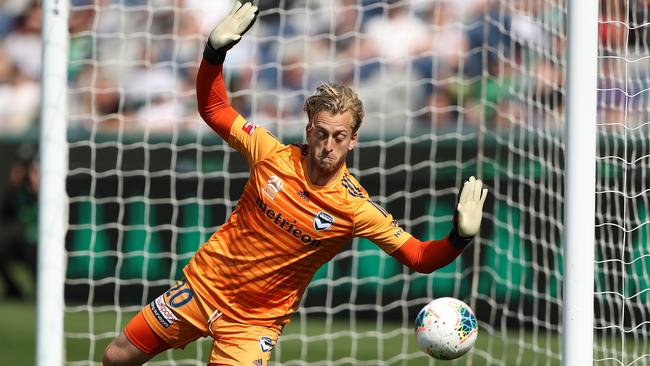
[594,1,650,365]
[59,0,648,365]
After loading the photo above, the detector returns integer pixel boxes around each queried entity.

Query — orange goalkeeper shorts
[125,278,284,365]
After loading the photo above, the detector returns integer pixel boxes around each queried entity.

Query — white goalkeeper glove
[449,176,488,248]
[205,1,259,63]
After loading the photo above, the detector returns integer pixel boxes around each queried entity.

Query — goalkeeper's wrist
[448,227,474,249]
[203,41,228,65]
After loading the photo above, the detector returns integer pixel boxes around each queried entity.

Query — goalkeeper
[103,3,488,366]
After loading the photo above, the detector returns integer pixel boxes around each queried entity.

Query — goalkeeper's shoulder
[340,173,370,203]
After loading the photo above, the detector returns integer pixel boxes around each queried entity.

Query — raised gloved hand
[449,176,488,248]
[205,1,259,63]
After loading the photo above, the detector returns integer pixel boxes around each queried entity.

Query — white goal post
[563,0,598,364]
[38,0,70,364]
[36,0,650,365]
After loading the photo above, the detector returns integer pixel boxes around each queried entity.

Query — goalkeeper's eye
[312,125,349,144]
[334,135,346,143]
[315,130,327,140]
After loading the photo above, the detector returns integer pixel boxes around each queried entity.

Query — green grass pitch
[0,300,568,365]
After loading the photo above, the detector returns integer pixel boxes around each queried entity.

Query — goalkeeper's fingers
[470,177,487,206]
[451,176,489,240]
[229,1,242,16]
[458,176,482,207]
[479,187,488,206]
[232,2,258,35]
[459,176,472,205]
[457,177,488,209]
[209,1,258,51]
[472,177,482,202]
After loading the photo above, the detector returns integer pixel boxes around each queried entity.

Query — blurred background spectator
[2,0,649,139]
[0,0,40,136]
[0,144,38,300]
[0,47,39,135]
[3,0,41,81]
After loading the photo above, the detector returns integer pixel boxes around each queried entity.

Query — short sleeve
[227,116,283,167]
[353,199,412,254]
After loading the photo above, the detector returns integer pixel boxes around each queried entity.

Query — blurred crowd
[0,0,649,138]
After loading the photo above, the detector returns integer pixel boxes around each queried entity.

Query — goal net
[594,1,650,365]
[51,0,647,365]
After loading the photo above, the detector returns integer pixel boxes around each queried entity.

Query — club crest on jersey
[262,175,283,200]
[242,121,257,135]
[313,211,335,231]
[255,197,322,247]
[259,336,275,352]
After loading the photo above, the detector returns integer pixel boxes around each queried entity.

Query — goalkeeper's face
[306,111,358,175]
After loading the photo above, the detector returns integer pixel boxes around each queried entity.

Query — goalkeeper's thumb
[208,1,259,52]
[449,176,488,248]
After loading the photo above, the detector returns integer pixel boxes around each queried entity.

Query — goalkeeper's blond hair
[303,82,364,133]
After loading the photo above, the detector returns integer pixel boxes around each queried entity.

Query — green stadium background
[2,128,645,343]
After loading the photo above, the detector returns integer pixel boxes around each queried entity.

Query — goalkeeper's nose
[323,138,336,153]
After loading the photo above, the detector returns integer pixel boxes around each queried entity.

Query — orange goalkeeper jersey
[183,115,412,326]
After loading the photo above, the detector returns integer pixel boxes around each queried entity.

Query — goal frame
[37,0,70,364]
[562,0,598,364]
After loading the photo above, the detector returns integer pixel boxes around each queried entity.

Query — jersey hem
[183,266,292,328]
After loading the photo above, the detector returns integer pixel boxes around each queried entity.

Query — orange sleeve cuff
[390,236,463,273]
[124,311,171,355]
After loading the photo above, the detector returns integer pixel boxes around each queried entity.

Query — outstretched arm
[197,2,258,140]
[390,176,488,273]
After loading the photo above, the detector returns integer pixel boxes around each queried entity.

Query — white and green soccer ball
[414,297,478,360]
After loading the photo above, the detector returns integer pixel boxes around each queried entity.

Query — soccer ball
[414,297,478,360]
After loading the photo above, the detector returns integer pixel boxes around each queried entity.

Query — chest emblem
[262,175,283,200]
[313,211,335,231]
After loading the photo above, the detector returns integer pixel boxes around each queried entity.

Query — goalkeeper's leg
[103,278,206,365]
[103,312,170,365]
